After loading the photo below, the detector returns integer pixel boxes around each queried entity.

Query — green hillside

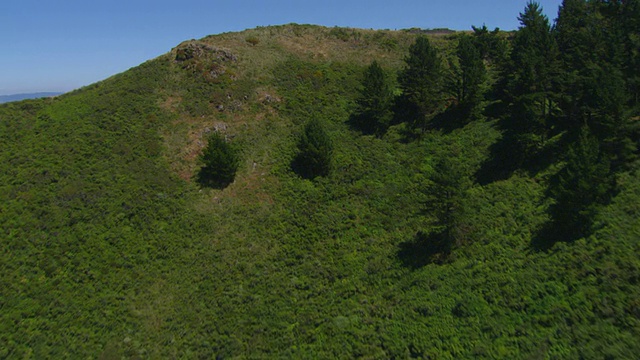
[2,3,640,358]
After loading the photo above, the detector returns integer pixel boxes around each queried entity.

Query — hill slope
[1,24,639,358]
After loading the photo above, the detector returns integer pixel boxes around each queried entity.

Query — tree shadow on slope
[347,112,386,137]
[530,221,575,252]
[392,108,469,143]
[390,96,422,143]
[397,231,452,269]
[429,103,479,134]
[392,98,482,143]
[475,119,569,186]
[530,213,603,252]
[195,168,235,189]
[529,166,575,252]
[530,156,617,252]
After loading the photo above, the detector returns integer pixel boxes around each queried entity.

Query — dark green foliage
[554,0,605,126]
[352,61,393,136]
[471,25,508,65]
[555,0,598,72]
[196,132,240,189]
[554,0,626,126]
[547,126,614,241]
[555,0,637,168]
[454,34,487,121]
[398,36,445,132]
[479,2,564,181]
[292,118,333,179]
[505,1,559,162]
[585,63,637,167]
[428,147,473,251]
[329,27,353,42]
[622,0,640,107]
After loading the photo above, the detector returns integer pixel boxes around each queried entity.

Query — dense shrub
[292,118,333,179]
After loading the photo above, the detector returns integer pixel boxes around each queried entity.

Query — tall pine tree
[555,0,637,168]
[398,36,445,132]
[471,25,508,65]
[353,61,393,137]
[622,0,640,108]
[548,126,614,241]
[429,148,472,250]
[506,1,560,162]
[454,34,486,121]
[502,2,559,170]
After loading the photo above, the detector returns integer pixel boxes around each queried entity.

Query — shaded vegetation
[350,60,393,137]
[398,36,445,133]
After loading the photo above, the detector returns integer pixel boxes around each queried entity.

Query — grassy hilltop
[1,17,640,359]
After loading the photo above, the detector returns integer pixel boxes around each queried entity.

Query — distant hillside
[1,10,639,359]
[0,92,62,104]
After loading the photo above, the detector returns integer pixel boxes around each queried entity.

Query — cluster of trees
[199,0,638,245]
[349,26,496,252]
[351,0,639,248]
[352,29,492,138]
[505,0,639,241]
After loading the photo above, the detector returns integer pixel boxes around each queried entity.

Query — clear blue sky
[0,0,563,95]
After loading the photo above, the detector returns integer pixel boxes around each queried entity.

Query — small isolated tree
[352,61,393,136]
[398,36,445,132]
[411,147,472,263]
[196,132,240,189]
[293,118,333,179]
[429,148,473,251]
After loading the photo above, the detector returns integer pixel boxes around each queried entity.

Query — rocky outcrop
[174,41,237,63]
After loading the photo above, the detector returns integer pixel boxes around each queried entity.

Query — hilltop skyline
[0,0,562,96]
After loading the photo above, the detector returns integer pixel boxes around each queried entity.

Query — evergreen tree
[622,0,640,108]
[398,36,445,132]
[622,0,640,154]
[555,0,626,123]
[429,146,472,251]
[510,2,559,135]
[293,118,333,179]
[196,132,240,189]
[472,25,510,114]
[555,0,637,168]
[554,0,589,134]
[454,34,486,121]
[471,25,508,65]
[548,126,614,240]
[584,62,637,167]
[555,0,595,72]
[353,61,393,136]
[504,1,560,166]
